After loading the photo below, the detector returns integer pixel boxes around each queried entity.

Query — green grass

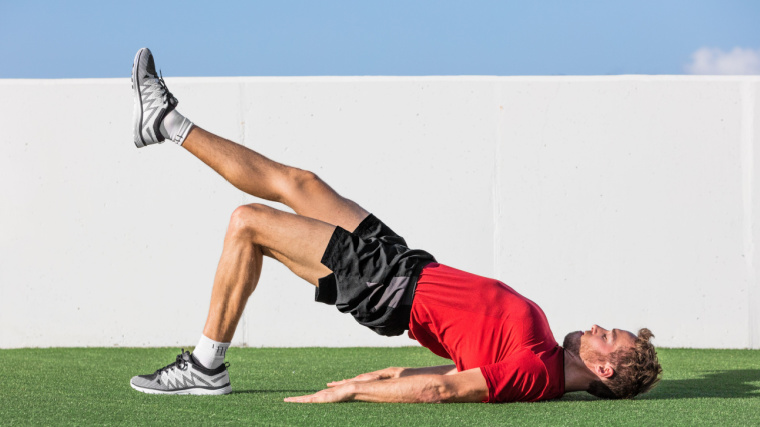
[1,347,759,426]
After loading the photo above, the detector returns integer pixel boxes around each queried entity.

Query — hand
[284,383,355,403]
[326,367,402,387]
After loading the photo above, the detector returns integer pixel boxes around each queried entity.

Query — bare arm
[400,365,458,377]
[326,365,458,388]
[284,368,488,403]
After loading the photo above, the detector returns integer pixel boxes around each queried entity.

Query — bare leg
[202,204,337,342]
[182,126,368,231]
[184,126,369,341]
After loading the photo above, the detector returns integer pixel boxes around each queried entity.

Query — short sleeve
[479,350,549,403]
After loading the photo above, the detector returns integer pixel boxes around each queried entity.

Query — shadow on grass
[231,390,316,395]
[562,369,760,401]
[647,369,760,400]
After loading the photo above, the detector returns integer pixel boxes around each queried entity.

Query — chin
[563,330,583,356]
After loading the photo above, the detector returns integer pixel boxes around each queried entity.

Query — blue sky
[1,0,758,78]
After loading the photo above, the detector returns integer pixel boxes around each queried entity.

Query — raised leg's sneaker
[130,349,231,395]
[131,47,193,148]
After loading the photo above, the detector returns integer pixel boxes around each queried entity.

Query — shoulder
[480,347,564,403]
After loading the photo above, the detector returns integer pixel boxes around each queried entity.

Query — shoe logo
[164,371,213,389]
[211,374,227,384]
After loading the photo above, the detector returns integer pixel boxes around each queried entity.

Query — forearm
[350,375,453,403]
[285,367,487,403]
[398,365,457,377]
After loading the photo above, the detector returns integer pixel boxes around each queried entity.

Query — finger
[329,375,377,387]
[284,394,316,403]
[328,377,361,387]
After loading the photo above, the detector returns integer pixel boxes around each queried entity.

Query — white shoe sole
[130,382,232,395]
[132,48,147,148]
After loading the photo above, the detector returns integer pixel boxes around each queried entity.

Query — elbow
[424,376,487,403]
[437,383,462,403]
[420,380,456,403]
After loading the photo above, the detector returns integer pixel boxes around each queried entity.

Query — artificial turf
[1,347,758,426]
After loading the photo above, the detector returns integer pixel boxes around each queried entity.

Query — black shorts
[315,214,436,336]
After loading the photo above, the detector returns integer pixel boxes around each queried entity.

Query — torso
[408,263,565,402]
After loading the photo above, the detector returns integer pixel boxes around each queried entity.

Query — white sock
[160,109,194,146]
[192,334,230,369]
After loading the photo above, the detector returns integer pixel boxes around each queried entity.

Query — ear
[595,363,615,379]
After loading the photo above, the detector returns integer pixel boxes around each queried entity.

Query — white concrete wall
[1,76,758,349]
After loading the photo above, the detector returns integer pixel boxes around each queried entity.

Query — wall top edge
[1,75,760,85]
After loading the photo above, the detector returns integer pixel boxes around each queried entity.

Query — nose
[592,325,608,334]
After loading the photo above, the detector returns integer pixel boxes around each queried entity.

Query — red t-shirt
[408,263,565,403]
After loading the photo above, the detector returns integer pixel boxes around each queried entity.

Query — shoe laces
[155,349,190,376]
[155,70,175,104]
[142,69,174,105]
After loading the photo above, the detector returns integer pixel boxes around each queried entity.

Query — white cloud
[685,47,760,75]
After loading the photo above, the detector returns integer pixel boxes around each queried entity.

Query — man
[129,48,662,403]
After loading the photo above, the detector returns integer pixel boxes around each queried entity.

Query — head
[563,325,662,399]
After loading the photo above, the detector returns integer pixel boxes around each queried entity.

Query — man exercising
[129,48,662,403]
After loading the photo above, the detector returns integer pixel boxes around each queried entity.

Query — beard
[563,331,582,356]
[563,330,605,365]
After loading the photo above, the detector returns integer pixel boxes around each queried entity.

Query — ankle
[160,109,194,145]
[192,334,230,369]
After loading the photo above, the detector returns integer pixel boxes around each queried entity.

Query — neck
[563,348,598,393]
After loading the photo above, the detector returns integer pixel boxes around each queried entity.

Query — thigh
[240,204,335,285]
[279,169,370,233]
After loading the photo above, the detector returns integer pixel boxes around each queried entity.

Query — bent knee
[228,203,275,237]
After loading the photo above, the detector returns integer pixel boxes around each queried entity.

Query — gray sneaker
[130,350,231,395]
[131,47,179,148]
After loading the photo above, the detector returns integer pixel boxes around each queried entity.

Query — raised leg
[182,126,368,231]
[202,203,336,342]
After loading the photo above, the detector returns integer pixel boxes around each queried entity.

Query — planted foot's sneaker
[130,350,231,395]
[131,47,193,147]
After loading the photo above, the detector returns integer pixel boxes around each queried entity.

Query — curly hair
[587,328,663,399]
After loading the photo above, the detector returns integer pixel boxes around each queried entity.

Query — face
[563,325,637,365]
